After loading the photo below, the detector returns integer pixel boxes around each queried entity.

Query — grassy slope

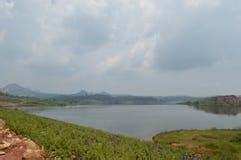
[0,108,185,159]
[1,107,241,159]
[153,130,241,160]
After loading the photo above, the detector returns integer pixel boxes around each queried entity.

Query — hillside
[1,84,195,105]
[53,94,164,105]
[0,108,185,159]
[185,95,241,107]
[153,129,241,160]
[0,84,59,99]
[0,93,70,107]
[183,95,241,115]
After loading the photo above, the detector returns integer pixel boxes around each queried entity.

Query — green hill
[0,93,70,107]
[183,95,241,115]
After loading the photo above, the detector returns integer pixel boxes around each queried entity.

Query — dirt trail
[0,119,45,160]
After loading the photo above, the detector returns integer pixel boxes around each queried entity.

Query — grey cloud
[58,12,113,54]
[29,63,76,76]
[153,1,241,71]
[0,0,43,61]
[1,0,241,96]
[154,29,218,70]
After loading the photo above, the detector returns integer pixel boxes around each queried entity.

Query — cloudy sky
[0,0,241,96]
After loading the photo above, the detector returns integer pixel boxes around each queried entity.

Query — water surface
[19,105,241,140]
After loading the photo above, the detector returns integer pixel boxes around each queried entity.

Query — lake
[19,105,241,140]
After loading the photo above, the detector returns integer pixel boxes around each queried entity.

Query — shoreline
[0,107,241,159]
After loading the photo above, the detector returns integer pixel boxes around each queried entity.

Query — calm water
[19,105,241,140]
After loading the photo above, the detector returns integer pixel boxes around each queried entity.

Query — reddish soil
[0,119,45,160]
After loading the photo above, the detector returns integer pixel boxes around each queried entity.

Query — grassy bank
[153,129,241,160]
[0,108,185,159]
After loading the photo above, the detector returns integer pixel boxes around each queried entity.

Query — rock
[22,139,43,159]
[23,149,42,159]
[6,133,13,138]
[13,137,22,144]
[0,151,5,155]
[0,141,11,150]
[25,139,39,150]
[0,119,44,159]
[0,128,10,135]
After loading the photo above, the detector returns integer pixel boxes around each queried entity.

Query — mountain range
[0,84,59,99]
[0,84,195,105]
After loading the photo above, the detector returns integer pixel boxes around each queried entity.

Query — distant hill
[157,96,196,104]
[0,92,70,107]
[52,94,164,105]
[52,94,195,105]
[183,95,241,115]
[184,95,241,107]
[0,84,59,99]
[0,92,6,96]
[71,90,89,96]
[0,84,195,105]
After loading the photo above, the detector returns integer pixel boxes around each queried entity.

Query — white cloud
[27,0,159,75]
[97,55,122,74]
[185,0,221,8]
[0,0,14,19]
[119,0,156,10]
[96,35,157,75]
[0,0,241,95]
[127,36,157,69]
[48,0,108,18]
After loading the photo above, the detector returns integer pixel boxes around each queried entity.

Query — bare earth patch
[0,119,45,160]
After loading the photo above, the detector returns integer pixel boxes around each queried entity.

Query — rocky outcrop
[0,119,45,160]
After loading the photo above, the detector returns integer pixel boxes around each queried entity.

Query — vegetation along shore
[0,94,241,159]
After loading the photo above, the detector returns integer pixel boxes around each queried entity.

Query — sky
[0,0,241,96]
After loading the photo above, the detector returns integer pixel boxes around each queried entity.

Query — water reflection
[19,105,241,140]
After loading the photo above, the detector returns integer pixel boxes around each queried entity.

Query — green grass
[153,129,241,160]
[0,108,185,159]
